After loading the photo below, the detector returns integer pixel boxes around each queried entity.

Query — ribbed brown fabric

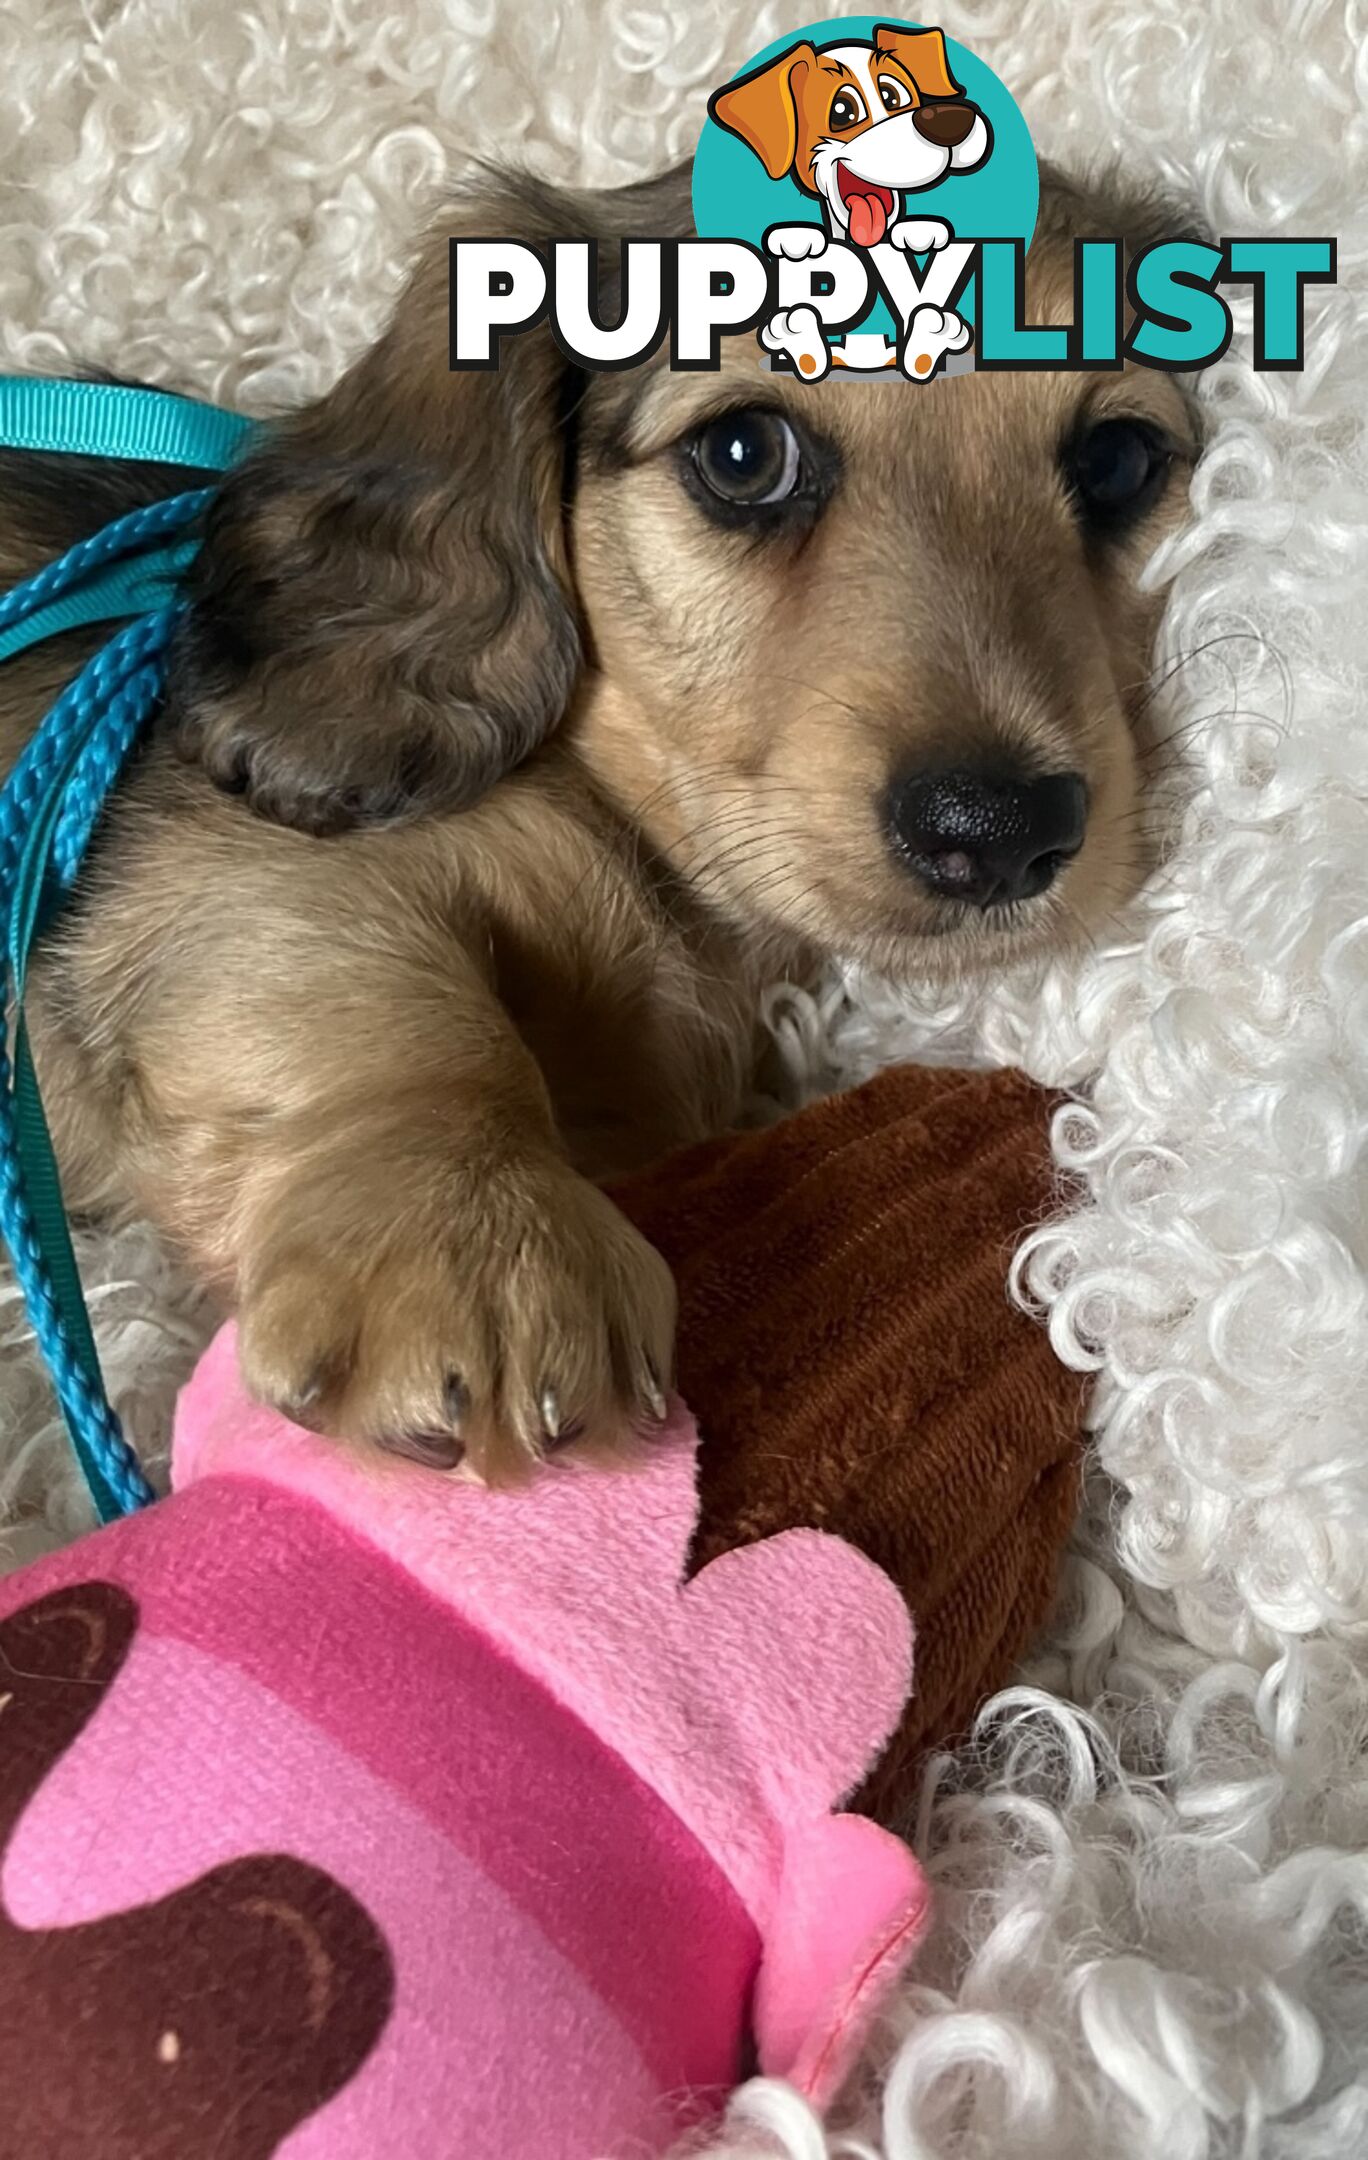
[611,1063,1083,1824]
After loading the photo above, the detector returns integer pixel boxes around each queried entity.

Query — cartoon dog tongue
[846,185,890,248]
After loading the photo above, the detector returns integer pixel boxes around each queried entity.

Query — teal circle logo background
[692,17,1038,340]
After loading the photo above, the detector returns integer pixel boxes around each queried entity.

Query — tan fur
[0,164,1198,1481]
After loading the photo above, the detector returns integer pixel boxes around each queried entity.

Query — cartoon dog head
[709,24,991,247]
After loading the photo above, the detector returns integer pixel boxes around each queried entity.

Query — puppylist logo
[450,16,1336,384]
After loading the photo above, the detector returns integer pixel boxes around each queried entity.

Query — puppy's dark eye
[1065,418,1172,529]
[691,410,802,508]
[878,75,913,113]
[830,89,867,130]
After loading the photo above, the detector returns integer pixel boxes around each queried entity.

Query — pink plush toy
[0,1325,928,2160]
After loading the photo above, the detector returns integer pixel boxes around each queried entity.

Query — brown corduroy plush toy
[612,1060,1083,1822]
[0,1059,1080,2160]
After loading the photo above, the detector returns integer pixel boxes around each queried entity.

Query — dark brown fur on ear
[173,166,690,835]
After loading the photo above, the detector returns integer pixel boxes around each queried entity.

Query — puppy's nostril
[911,100,978,148]
[919,846,982,899]
[889,768,1089,909]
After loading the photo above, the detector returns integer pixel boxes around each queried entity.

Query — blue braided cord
[0,610,185,1518]
[0,1048,153,1516]
[53,645,179,882]
[0,607,182,887]
[0,540,199,669]
[0,490,213,639]
[0,523,204,1520]
[0,384,251,1522]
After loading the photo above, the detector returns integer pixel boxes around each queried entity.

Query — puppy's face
[569,208,1196,979]
[179,165,1198,991]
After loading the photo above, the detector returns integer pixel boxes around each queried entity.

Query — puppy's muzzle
[888,767,1089,908]
[912,101,981,149]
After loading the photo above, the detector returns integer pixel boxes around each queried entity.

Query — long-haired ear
[173,168,687,836]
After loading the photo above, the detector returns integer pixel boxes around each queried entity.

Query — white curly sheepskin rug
[2,3,1365,2155]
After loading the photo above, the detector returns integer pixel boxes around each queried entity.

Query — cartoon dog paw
[760,305,831,381]
[900,305,972,382]
[765,224,828,263]
[889,217,954,255]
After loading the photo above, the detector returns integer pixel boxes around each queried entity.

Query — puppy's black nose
[889,768,1088,907]
[912,100,979,148]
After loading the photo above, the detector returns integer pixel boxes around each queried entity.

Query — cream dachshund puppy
[0,160,1199,1483]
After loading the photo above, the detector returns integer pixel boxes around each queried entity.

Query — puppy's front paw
[900,304,972,381]
[890,217,953,255]
[765,223,828,262]
[760,305,832,381]
[237,1164,677,1485]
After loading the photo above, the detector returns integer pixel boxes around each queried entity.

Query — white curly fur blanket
[2,3,1365,2154]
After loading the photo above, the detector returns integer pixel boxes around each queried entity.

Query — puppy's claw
[239,1163,677,1488]
[381,1428,465,1471]
[638,1365,669,1425]
[279,1369,328,1428]
[442,1370,468,1429]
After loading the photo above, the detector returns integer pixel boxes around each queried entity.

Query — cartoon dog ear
[173,167,690,837]
[708,43,819,182]
[873,25,965,102]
